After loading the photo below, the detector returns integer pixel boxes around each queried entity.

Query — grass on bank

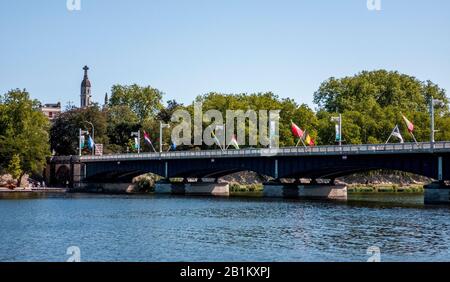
[347,184,424,194]
[132,175,425,195]
[229,183,424,195]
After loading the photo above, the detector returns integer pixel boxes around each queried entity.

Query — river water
[0,192,449,262]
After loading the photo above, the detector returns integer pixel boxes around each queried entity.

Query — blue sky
[1,0,449,109]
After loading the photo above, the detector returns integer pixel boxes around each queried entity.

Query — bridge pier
[424,181,450,205]
[155,180,230,197]
[263,181,347,200]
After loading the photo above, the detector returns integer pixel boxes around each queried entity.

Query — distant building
[80,65,92,108]
[40,102,61,121]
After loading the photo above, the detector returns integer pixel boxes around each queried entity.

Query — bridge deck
[67,142,450,162]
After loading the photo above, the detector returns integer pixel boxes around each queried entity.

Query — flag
[402,114,414,133]
[305,134,315,146]
[229,135,240,149]
[87,135,95,150]
[392,125,404,143]
[143,131,157,152]
[143,131,153,146]
[80,135,85,148]
[291,121,304,139]
[134,137,140,150]
[335,124,341,142]
[211,130,222,149]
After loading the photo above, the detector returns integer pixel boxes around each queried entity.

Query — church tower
[80,65,92,108]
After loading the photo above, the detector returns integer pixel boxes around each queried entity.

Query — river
[0,192,449,262]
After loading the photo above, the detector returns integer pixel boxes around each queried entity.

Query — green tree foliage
[106,105,140,153]
[0,89,50,180]
[157,100,184,123]
[7,154,22,183]
[45,70,450,157]
[109,84,163,122]
[314,70,449,144]
[50,105,108,155]
[193,92,317,147]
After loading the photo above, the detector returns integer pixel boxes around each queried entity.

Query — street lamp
[78,129,89,156]
[159,122,170,153]
[430,98,443,145]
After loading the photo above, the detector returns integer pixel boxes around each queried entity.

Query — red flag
[402,115,414,133]
[143,131,153,145]
[291,121,304,139]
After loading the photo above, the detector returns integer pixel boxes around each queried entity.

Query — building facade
[40,103,61,121]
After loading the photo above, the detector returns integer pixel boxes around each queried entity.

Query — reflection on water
[0,192,449,262]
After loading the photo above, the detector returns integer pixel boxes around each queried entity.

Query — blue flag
[88,135,95,150]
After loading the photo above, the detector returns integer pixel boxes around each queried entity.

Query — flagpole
[295,137,307,148]
[138,130,140,154]
[212,128,224,151]
[79,128,82,156]
[339,113,342,146]
[159,122,163,154]
[410,132,418,145]
[385,126,396,144]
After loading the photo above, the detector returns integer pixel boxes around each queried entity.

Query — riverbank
[0,183,424,196]
[229,183,425,195]
[0,187,67,193]
[347,184,424,193]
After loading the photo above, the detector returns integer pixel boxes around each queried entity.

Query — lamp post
[83,121,95,155]
[78,129,85,156]
[430,98,443,147]
[160,122,170,153]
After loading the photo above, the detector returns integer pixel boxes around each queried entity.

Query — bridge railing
[72,141,450,162]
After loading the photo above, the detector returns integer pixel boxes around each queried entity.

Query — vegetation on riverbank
[228,182,424,194]
[229,183,264,193]
[0,90,51,186]
[347,184,424,194]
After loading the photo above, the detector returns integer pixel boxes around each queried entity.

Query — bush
[133,173,161,193]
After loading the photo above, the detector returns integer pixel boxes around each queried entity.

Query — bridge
[45,142,450,204]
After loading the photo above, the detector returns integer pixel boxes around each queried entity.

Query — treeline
[0,90,50,183]
[1,70,450,180]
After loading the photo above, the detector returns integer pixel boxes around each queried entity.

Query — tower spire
[83,65,89,77]
[80,65,92,108]
[103,92,109,109]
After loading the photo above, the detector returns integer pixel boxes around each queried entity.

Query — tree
[191,92,318,147]
[157,100,184,123]
[0,89,50,182]
[313,70,449,144]
[7,154,22,185]
[109,84,163,122]
[50,105,108,155]
[105,105,140,153]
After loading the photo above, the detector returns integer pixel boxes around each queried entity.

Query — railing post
[274,159,278,179]
[165,161,168,179]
